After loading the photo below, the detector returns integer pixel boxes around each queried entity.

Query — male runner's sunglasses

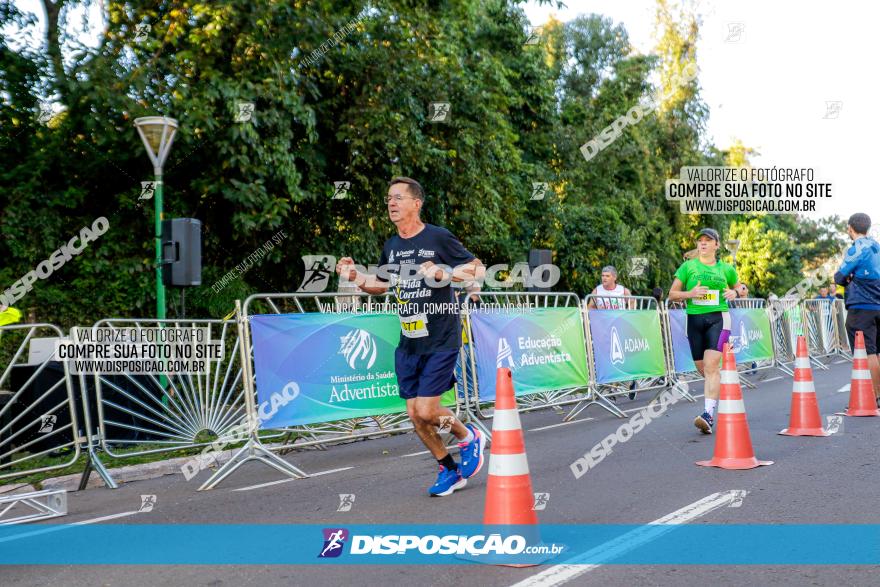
[384,194,414,203]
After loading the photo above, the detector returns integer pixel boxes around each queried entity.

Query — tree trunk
[42,0,68,101]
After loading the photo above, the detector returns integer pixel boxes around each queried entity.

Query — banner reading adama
[587,309,666,384]
[250,313,454,428]
[668,308,774,374]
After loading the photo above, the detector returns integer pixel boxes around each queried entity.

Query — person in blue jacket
[835,213,880,407]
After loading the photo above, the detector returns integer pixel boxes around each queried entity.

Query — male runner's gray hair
[388,176,425,202]
[602,265,618,277]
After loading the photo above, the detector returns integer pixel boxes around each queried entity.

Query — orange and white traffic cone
[697,344,773,469]
[484,367,537,526]
[478,367,549,567]
[780,336,830,436]
[841,331,880,417]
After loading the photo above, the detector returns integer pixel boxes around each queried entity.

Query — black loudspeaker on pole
[528,249,552,293]
[161,218,202,287]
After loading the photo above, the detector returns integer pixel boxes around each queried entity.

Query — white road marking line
[509,490,743,587]
[528,418,594,432]
[401,450,431,458]
[71,511,142,524]
[400,442,460,458]
[0,510,141,544]
[837,384,850,393]
[232,467,353,492]
[530,396,705,430]
[305,466,354,477]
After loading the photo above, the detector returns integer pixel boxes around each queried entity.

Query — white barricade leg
[200,301,308,491]
[0,488,68,525]
[564,385,626,420]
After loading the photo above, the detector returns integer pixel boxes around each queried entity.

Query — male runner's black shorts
[395,348,458,399]
[846,309,880,355]
[686,311,731,361]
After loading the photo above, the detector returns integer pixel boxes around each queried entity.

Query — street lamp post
[134,117,178,320]
[725,239,741,269]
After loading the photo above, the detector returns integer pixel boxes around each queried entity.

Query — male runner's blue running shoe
[694,411,714,434]
[428,465,466,497]
[458,424,485,479]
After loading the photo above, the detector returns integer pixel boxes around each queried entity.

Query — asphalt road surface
[2,359,878,586]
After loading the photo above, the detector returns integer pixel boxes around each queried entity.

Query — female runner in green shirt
[668,228,738,434]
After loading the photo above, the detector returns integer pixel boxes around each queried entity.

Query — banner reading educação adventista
[587,309,666,384]
[469,307,589,401]
[250,313,454,428]
[668,308,774,373]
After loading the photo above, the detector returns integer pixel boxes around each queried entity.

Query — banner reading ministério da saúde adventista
[250,313,454,428]
[469,307,589,401]
[668,308,774,374]
[587,309,666,384]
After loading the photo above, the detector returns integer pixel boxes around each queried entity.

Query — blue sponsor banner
[1,524,879,565]
[249,313,453,428]
[587,310,667,384]
[668,308,773,373]
[728,308,774,362]
[468,307,589,401]
[668,309,697,373]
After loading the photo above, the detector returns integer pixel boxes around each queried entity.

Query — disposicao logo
[348,534,529,555]
[318,528,349,558]
[297,255,336,293]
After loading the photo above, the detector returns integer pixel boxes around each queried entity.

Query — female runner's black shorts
[686,311,731,361]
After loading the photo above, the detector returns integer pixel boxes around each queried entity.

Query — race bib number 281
[693,289,720,306]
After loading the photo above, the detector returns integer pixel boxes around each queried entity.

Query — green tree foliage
[728,215,845,297]
[0,0,843,326]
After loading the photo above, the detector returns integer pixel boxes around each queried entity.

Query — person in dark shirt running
[336,177,486,496]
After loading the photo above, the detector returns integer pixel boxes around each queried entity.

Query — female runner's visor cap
[697,228,720,243]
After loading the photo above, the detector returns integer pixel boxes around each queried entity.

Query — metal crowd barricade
[567,295,676,421]
[461,292,600,428]
[833,299,851,359]
[85,318,246,488]
[0,324,82,485]
[802,299,841,365]
[767,298,808,375]
[201,292,466,490]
